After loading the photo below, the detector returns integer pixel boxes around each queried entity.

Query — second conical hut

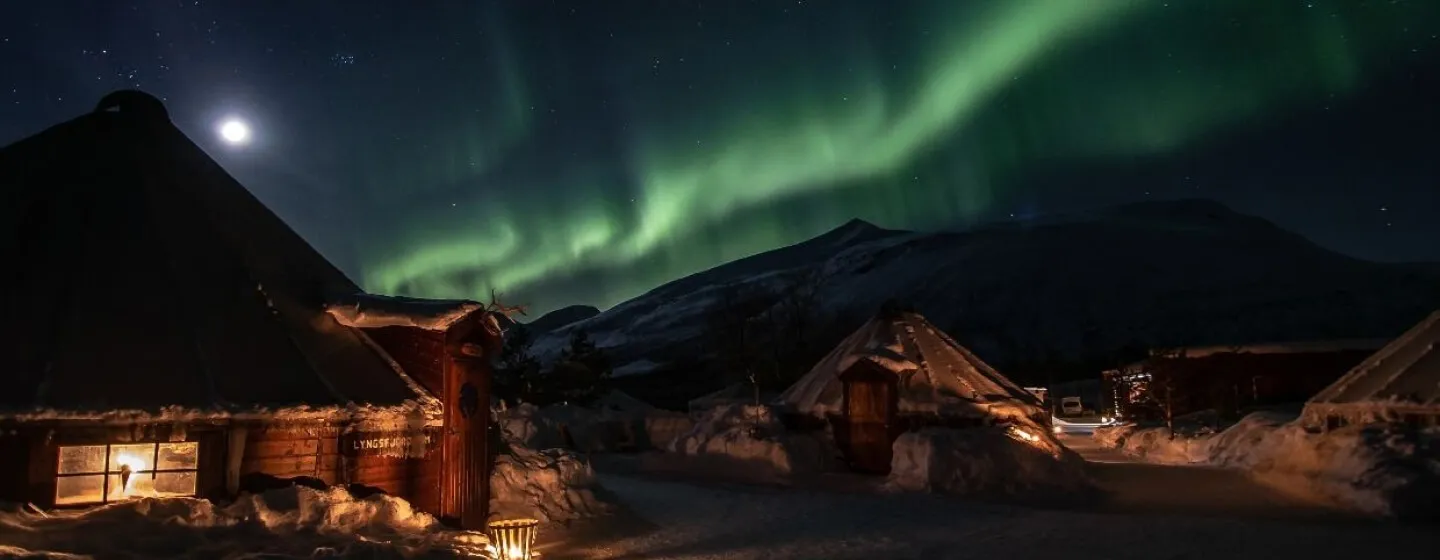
[777,308,1045,472]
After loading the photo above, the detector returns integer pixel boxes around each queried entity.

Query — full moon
[218,119,251,145]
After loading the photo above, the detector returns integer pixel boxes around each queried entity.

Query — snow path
[1059,433,1342,518]
[543,472,1427,560]
[1059,432,1134,463]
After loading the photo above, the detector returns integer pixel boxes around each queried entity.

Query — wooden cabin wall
[342,427,441,501]
[348,442,409,495]
[238,421,440,513]
[1147,350,1374,420]
[407,427,444,514]
[0,423,226,507]
[240,423,343,484]
[0,432,38,505]
[365,326,447,395]
[1,420,439,510]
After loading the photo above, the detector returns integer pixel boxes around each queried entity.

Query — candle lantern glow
[485,518,540,560]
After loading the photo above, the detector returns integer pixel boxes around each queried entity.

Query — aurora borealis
[3,0,1438,315]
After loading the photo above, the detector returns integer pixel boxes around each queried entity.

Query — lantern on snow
[486,518,539,560]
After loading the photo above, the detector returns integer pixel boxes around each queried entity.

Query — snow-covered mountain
[533,199,1440,380]
[524,304,600,334]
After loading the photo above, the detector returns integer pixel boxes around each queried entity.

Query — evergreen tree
[495,324,542,405]
[545,329,611,405]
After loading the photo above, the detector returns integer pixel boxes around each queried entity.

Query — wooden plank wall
[240,422,441,511]
[365,327,446,396]
[3,424,227,507]
[240,423,342,483]
[2,422,439,508]
[407,427,443,514]
[0,434,35,504]
[345,429,439,498]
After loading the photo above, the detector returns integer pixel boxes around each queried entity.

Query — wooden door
[843,375,895,473]
[439,343,492,529]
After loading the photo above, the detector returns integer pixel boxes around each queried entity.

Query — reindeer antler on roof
[485,288,529,319]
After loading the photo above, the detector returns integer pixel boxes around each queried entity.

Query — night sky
[2,1,1437,316]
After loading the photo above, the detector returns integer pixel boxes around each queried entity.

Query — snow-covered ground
[1093,413,1440,519]
[886,427,1091,500]
[1060,433,1343,518]
[666,404,837,478]
[540,471,1428,560]
[0,486,491,559]
[4,432,1425,560]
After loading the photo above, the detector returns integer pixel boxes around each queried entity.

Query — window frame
[54,441,200,506]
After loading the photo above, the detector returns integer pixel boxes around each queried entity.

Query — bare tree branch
[486,288,529,318]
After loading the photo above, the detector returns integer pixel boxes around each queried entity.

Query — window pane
[151,471,197,497]
[156,442,198,470]
[107,444,154,474]
[109,471,145,501]
[107,444,154,500]
[58,446,107,475]
[55,475,105,505]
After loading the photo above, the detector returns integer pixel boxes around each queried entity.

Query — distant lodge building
[1104,339,1387,422]
[0,91,501,529]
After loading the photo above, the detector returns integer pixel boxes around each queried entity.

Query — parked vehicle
[1060,396,1084,416]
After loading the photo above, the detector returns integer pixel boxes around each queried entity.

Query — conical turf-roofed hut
[778,307,1046,472]
[0,91,501,528]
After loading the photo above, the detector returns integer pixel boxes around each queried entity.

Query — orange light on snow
[1006,426,1041,443]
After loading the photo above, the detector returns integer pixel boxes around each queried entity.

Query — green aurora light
[353,0,1435,315]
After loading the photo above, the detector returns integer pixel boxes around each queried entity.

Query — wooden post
[1164,380,1175,440]
[224,426,248,495]
[439,341,491,529]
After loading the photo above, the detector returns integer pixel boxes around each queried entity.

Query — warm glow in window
[55,442,199,505]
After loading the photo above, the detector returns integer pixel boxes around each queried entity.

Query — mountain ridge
[524,304,600,334]
[532,198,1440,392]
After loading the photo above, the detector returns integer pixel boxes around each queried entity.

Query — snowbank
[489,444,614,524]
[496,403,567,450]
[644,411,694,450]
[1092,424,1132,449]
[1091,424,1215,465]
[0,486,484,559]
[489,404,619,524]
[1095,413,1440,519]
[1206,415,1440,519]
[496,398,684,453]
[886,427,1091,499]
[667,404,838,477]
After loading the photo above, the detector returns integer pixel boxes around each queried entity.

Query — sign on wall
[349,431,436,458]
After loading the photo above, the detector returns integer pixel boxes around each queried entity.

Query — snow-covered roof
[689,384,753,410]
[0,401,441,430]
[1153,339,1389,359]
[0,91,436,418]
[592,389,654,412]
[778,311,1044,419]
[612,359,662,378]
[1307,310,1440,410]
[326,293,486,332]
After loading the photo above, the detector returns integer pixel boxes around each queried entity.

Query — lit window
[55,442,199,505]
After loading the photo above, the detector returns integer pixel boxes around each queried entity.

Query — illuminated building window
[55,442,199,505]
